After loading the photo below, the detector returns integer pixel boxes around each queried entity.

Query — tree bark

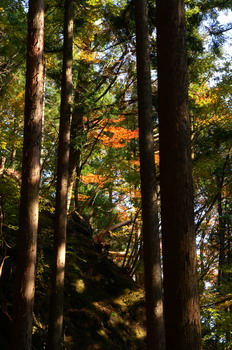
[47,1,73,349]
[10,1,44,349]
[135,0,165,349]
[216,175,226,287]
[67,97,83,212]
[156,0,202,349]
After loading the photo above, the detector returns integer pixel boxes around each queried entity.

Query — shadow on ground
[33,211,147,350]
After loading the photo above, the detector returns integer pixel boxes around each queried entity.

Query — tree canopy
[0,0,231,349]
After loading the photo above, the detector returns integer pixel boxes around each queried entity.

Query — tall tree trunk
[135,0,165,349]
[156,1,202,349]
[215,175,226,349]
[47,1,73,349]
[67,98,83,212]
[10,1,44,349]
[217,176,226,287]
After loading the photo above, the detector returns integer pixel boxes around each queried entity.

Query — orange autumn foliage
[129,154,159,167]
[100,125,138,148]
[129,189,141,198]
[78,194,90,201]
[129,160,140,167]
[154,153,160,165]
[81,173,107,187]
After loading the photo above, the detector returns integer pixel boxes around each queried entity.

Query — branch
[80,121,109,171]
[201,295,232,309]
[94,49,128,103]
[94,219,134,243]
[108,251,126,257]
[0,158,21,184]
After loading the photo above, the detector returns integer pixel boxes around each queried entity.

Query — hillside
[0,210,146,350]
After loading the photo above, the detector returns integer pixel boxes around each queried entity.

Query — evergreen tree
[135,0,165,349]
[156,0,202,349]
[10,0,44,349]
[47,0,73,349]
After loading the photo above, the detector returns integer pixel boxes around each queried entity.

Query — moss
[33,213,146,349]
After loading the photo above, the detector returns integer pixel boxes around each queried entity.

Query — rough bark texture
[156,1,202,349]
[47,1,73,349]
[10,1,44,349]
[135,0,165,349]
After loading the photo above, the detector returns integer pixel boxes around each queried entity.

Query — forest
[0,0,231,349]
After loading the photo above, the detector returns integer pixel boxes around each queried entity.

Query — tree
[1,0,232,347]
[67,100,83,211]
[10,0,44,349]
[156,0,202,349]
[190,78,232,348]
[47,0,73,349]
[134,0,165,349]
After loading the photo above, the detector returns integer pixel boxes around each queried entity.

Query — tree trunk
[10,1,44,349]
[215,174,227,349]
[156,1,202,349]
[215,174,226,287]
[67,98,83,212]
[47,1,73,349]
[135,0,165,349]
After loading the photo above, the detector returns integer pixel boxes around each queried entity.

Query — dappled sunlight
[134,326,146,340]
[57,242,66,267]
[23,244,37,303]
[61,230,147,349]
[74,278,86,293]
[154,299,164,319]
[55,314,63,328]
[1,0,231,348]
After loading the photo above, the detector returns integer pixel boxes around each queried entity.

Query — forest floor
[0,210,146,349]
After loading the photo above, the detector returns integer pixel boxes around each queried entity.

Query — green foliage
[0,0,27,92]
[0,0,232,347]
[0,176,20,245]
[190,51,232,349]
